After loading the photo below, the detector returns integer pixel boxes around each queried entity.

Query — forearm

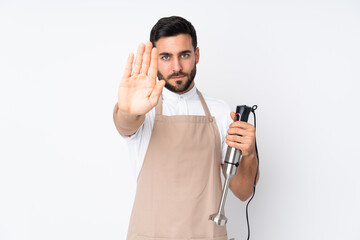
[229,151,259,201]
[113,102,145,136]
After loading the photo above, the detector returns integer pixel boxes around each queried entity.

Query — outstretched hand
[117,41,166,116]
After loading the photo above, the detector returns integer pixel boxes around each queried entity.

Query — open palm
[118,42,165,116]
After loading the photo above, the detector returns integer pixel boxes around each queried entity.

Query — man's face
[155,34,199,94]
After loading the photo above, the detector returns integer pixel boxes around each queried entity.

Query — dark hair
[150,16,197,50]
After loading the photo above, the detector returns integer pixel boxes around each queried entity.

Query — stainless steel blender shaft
[209,105,252,225]
[209,146,242,225]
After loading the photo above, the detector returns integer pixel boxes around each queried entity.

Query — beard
[157,64,197,93]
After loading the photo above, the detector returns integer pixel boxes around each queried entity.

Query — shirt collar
[162,83,197,101]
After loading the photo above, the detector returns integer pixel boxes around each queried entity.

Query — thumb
[149,80,166,106]
[230,111,236,121]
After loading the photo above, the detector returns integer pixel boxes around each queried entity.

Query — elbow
[229,182,253,202]
[237,191,253,202]
[229,179,259,202]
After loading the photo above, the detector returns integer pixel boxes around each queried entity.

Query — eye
[181,53,190,58]
[161,55,170,60]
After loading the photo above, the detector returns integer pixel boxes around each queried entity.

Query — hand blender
[209,105,252,225]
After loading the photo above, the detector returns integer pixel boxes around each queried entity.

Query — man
[113,16,259,240]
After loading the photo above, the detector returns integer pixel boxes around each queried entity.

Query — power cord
[245,105,259,240]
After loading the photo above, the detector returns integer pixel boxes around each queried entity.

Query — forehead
[155,34,194,53]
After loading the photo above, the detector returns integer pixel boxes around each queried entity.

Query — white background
[1,0,359,239]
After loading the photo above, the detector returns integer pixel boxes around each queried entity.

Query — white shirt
[120,84,233,182]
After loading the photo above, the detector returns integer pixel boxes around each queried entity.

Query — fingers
[133,43,145,76]
[229,112,255,130]
[227,114,255,139]
[226,137,254,157]
[227,111,256,157]
[140,42,153,76]
[122,53,134,79]
[149,80,165,106]
[148,47,158,81]
[228,125,255,140]
[226,134,248,144]
[226,139,247,153]
[227,127,247,136]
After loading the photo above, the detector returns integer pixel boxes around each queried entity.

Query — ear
[195,47,200,64]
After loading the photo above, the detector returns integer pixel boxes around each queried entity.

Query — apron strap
[155,94,163,115]
[196,89,211,117]
[155,88,212,117]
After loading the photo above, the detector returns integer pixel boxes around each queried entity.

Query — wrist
[116,106,143,120]
[241,151,257,166]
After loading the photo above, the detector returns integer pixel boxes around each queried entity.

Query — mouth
[171,75,185,80]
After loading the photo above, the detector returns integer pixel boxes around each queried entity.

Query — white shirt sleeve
[118,122,143,140]
[118,109,156,181]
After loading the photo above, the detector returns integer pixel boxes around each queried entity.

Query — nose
[172,57,182,73]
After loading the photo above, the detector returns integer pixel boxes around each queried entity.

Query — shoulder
[200,92,232,115]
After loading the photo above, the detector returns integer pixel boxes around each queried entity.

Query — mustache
[168,72,188,78]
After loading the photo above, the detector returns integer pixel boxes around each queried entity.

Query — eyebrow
[159,50,192,56]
